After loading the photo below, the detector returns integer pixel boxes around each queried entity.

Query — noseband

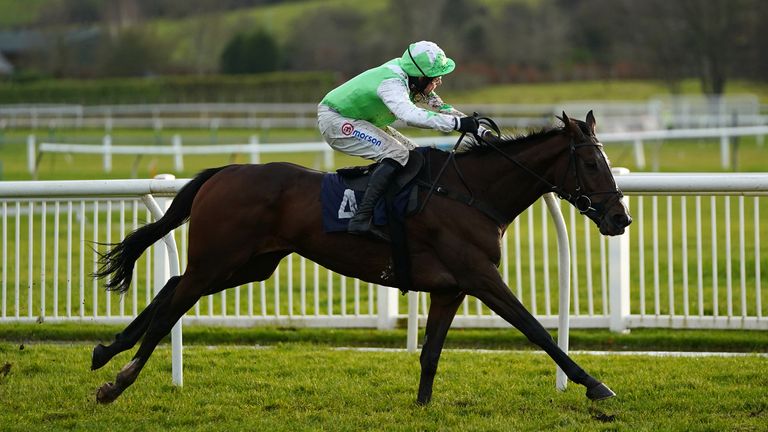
[559,139,624,222]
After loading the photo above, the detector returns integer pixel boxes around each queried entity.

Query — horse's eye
[585,161,599,171]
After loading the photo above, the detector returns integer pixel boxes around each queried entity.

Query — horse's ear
[586,110,596,135]
[559,111,584,139]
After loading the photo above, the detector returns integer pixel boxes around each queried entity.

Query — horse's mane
[457,126,565,156]
[457,119,594,156]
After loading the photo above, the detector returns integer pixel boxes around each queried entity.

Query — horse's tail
[95,166,229,294]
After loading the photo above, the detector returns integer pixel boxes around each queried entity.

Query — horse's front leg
[465,265,615,401]
[417,291,465,405]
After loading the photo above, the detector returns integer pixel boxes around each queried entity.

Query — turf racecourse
[0,342,766,431]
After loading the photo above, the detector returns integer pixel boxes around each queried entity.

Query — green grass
[2,323,768,352]
[0,342,766,431]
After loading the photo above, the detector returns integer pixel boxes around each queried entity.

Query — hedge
[0,72,338,104]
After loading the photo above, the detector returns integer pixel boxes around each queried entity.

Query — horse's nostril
[614,214,632,227]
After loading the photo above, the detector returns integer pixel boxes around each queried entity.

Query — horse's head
[556,111,632,236]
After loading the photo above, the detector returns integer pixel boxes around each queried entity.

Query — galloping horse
[92,111,631,405]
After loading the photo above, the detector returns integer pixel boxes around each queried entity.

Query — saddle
[336,149,426,204]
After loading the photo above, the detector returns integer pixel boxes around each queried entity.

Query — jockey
[318,40,480,239]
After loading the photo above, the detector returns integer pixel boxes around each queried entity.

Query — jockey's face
[425,76,442,94]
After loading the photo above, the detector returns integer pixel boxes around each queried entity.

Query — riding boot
[348,158,401,240]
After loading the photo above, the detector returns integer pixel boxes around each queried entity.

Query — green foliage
[0,72,336,104]
[97,30,162,77]
[0,0,49,27]
[220,30,280,74]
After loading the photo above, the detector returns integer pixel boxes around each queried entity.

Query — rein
[418,116,623,224]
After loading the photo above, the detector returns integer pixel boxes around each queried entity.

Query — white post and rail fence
[24,125,768,179]
[25,135,459,179]
[1,173,766,388]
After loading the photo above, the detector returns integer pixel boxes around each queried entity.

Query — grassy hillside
[0,0,48,27]
[143,0,389,72]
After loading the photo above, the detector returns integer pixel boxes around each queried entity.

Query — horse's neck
[463,135,568,225]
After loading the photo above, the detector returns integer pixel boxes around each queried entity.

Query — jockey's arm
[416,90,493,138]
[377,78,457,133]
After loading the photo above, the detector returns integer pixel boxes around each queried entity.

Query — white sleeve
[377,78,457,133]
[420,92,465,117]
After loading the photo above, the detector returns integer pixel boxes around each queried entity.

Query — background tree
[284,7,371,77]
[220,30,279,74]
[488,0,570,82]
[97,29,161,77]
[618,0,762,95]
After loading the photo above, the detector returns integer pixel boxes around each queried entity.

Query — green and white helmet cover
[399,41,456,78]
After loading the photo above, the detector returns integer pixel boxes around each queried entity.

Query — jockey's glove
[455,116,480,134]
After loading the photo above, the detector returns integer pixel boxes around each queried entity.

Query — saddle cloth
[320,148,427,233]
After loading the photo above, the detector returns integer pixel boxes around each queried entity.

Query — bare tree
[620,0,759,95]
[284,7,370,77]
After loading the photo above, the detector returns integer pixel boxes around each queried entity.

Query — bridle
[420,115,624,225]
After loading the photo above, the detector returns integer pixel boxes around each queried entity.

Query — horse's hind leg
[95,273,207,404]
[91,276,181,371]
[468,271,615,401]
[417,291,465,405]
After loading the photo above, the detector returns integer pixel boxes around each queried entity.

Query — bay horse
[92,111,631,405]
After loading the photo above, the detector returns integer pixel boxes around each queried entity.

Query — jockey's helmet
[400,41,455,78]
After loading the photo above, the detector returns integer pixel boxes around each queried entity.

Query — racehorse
[92,111,631,405]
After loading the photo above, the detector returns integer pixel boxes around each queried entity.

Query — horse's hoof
[586,382,616,401]
[91,344,110,371]
[96,382,120,404]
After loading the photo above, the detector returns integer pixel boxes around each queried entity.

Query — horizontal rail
[600,126,768,142]
[0,179,188,197]
[5,174,768,198]
[617,174,768,194]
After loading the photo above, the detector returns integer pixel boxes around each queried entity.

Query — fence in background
[24,135,460,178]
[599,125,768,170]
[2,96,767,132]
[25,125,768,178]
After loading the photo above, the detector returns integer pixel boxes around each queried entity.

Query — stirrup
[348,217,389,242]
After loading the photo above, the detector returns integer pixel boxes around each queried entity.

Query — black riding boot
[348,158,401,240]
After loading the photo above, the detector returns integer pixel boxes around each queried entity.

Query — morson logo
[341,122,382,146]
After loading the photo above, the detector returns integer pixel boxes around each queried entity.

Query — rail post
[720,133,730,170]
[377,285,398,330]
[144,174,183,386]
[249,135,260,164]
[323,145,334,170]
[406,291,419,353]
[27,134,36,176]
[172,134,183,172]
[633,138,646,170]
[543,193,571,391]
[609,168,631,333]
[103,134,112,173]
